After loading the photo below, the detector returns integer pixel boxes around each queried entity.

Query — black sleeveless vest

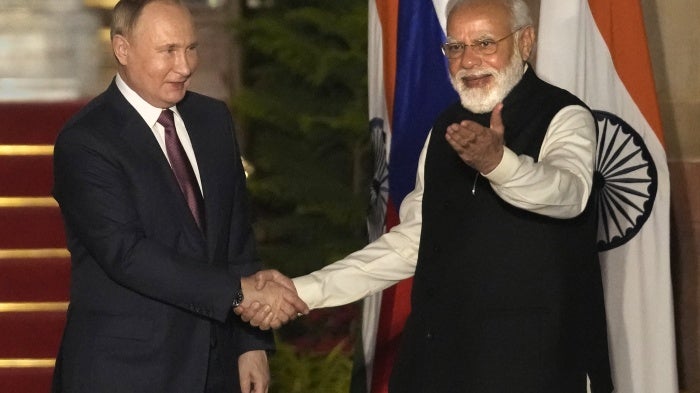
[389,67,613,393]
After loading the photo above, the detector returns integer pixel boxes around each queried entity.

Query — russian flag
[356,1,455,392]
[536,0,678,392]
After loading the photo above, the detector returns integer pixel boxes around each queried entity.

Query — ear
[518,25,536,62]
[112,34,129,66]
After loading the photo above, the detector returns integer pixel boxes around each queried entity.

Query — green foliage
[269,338,353,393]
[232,0,370,277]
[231,4,367,391]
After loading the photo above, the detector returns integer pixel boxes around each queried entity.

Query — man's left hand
[238,350,270,393]
[446,102,505,174]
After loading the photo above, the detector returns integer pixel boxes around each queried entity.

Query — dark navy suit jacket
[52,80,272,392]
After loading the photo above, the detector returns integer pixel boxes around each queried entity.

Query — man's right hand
[236,270,309,330]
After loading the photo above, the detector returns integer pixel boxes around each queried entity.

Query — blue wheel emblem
[593,110,657,251]
[368,118,389,241]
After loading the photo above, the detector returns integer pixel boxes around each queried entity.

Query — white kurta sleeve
[292,134,432,309]
[483,105,596,219]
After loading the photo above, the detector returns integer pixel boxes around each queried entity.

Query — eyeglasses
[441,27,524,59]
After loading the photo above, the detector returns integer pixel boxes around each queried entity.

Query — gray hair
[445,0,532,31]
[110,0,184,39]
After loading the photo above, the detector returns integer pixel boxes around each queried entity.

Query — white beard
[450,49,525,114]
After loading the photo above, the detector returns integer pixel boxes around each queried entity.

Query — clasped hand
[235,270,308,330]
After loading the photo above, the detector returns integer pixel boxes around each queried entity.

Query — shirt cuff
[483,147,519,185]
[292,275,320,310]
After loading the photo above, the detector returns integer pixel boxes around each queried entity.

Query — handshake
[235,270,309,330]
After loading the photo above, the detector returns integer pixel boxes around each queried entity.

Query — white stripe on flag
[360,2,389,391]
[368,0,392,158]
[433,0,449,32]
[536,1,678,392]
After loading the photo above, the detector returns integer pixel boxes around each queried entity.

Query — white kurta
[293,104,596,309]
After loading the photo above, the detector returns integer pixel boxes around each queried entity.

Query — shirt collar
[115,73,181,127]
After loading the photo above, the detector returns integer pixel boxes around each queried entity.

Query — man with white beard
[239,0,614,391]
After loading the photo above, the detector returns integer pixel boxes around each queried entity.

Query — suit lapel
[107,83,206,245]
[177,97,223,263]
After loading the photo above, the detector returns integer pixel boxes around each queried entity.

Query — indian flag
[357,0,455,392]
[536,0,678,392]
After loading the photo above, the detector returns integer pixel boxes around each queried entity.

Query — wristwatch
[232,289,244,307]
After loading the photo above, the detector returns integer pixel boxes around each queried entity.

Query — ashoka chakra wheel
[592,110,657,251]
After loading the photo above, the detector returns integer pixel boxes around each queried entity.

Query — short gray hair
[110,0,184,39]
[445,0,532,31]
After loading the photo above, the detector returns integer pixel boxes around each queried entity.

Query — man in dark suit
[51,1,308,392]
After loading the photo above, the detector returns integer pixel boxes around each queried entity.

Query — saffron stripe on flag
[587,1,664,139]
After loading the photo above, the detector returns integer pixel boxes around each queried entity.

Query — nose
[174,50,197,76]
[458,45,482,68]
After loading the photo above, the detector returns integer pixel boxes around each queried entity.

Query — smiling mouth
[461,74,492,88]
[167,81,189,89]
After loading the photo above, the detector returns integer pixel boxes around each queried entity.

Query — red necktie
[157,109,205,230]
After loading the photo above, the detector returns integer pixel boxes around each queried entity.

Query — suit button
[426,331,433,340]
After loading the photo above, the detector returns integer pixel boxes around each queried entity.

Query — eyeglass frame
[441,26,528,59]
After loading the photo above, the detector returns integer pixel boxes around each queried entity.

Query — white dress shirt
[293,104,596,309]
[115,74,204,194]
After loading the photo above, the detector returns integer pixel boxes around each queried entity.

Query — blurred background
[0,0,697,392]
